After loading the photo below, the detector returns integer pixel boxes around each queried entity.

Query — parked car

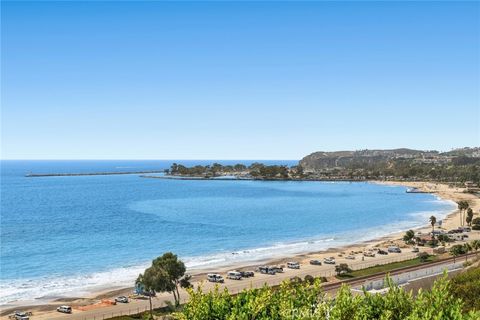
[56,306,72,314]
[227,271,242,280]
[412,247,419,253]
[388,246,402,253]
[13,311,30,320]
[448,229,462,234]
[240,271,255,278]
[115,296,129,303]
[287,262,300,269]
[258,266,276,275]
[271,265,284,273]
[345,255,356,260]
[309,259,322,265]
[207,273,224,283]
[143,290,156,297]
[363,251,376,257]
[323,257,336,264]
[377,249,388,255]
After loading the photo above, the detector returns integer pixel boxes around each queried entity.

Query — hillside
[299,147,480,184]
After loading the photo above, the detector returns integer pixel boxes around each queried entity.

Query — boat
[406,187,426,193]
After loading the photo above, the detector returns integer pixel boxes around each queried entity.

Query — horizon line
[0,158,301,161]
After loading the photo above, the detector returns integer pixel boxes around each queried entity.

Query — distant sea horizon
[0,160,456,305]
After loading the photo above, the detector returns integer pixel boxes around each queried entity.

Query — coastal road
[9,252,476,320]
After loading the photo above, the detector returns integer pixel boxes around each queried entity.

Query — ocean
[0,160,456,305]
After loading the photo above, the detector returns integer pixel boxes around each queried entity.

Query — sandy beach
[1,181,479,319]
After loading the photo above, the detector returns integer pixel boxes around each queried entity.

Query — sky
[1,1,479,160]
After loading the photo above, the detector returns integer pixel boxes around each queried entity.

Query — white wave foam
[0,264,147,306]
[1,200,457,306]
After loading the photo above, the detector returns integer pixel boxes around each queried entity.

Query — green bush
[451,267,480,312]
[174,274,480,319]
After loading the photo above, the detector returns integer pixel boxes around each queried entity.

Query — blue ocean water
[0,160,455,304]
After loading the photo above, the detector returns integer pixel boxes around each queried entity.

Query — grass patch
[336,255,438,279]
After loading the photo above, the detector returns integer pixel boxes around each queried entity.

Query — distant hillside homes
[299,147,480,184]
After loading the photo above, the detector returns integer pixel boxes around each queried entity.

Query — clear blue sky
[2,1,479,160]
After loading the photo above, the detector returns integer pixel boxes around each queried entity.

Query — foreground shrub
[175,273,480,319]
[451,266,480,313]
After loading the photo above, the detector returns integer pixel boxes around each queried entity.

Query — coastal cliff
[299,147,480,185]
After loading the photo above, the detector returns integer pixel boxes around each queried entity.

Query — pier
[25,171,165,177]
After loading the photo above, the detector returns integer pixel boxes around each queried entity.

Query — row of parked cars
[207,270,255,283]
[207,261,305,282]
[362,246,403,257]
[207,246,408,284]
[309,257,336,265]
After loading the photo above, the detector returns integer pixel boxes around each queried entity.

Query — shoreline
[1,180,478,317]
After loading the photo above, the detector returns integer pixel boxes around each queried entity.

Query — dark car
[271,266,284,273]
[142,290,156,297]
[13,311,30,320]
[309,259,322,265]
[377,249,388,255]
[240,271,255,278]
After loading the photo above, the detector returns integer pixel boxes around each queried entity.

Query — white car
[324,257,336,264]
[115,296,129,303]
[287,262,300,269]
[363,251,375,257]
[227,271,242,280]
[207,273,224,283]
[56,306,72,314]
[345,255,356,260]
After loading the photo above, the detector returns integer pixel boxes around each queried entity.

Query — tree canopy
[175,273,479,319]
[136,252,191,318]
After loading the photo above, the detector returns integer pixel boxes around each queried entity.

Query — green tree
[429,215,437,239]
[463,202,470,226]
[403,229,415,244]
[457,201,464,227]
[137,252,191,317]
[450,264,480,313]
[450,244,465,263]
[457,201,470,227]
[335,263,352,276]
[407,272,466,320]
[463,243,472,262]
[466,208,474,226]
[135,273,155,319]
[417,252,430,262]
[471,240,480,257]
[174,274,479,319]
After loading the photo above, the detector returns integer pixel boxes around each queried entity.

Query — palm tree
[429,215,437,239]
[457,201,470,227]
[471,240,480,257]
[466,208,474,226]
[457,201,464,227]
[463,202,470,226]
[450,245,464,263]
[463,243,472,262]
